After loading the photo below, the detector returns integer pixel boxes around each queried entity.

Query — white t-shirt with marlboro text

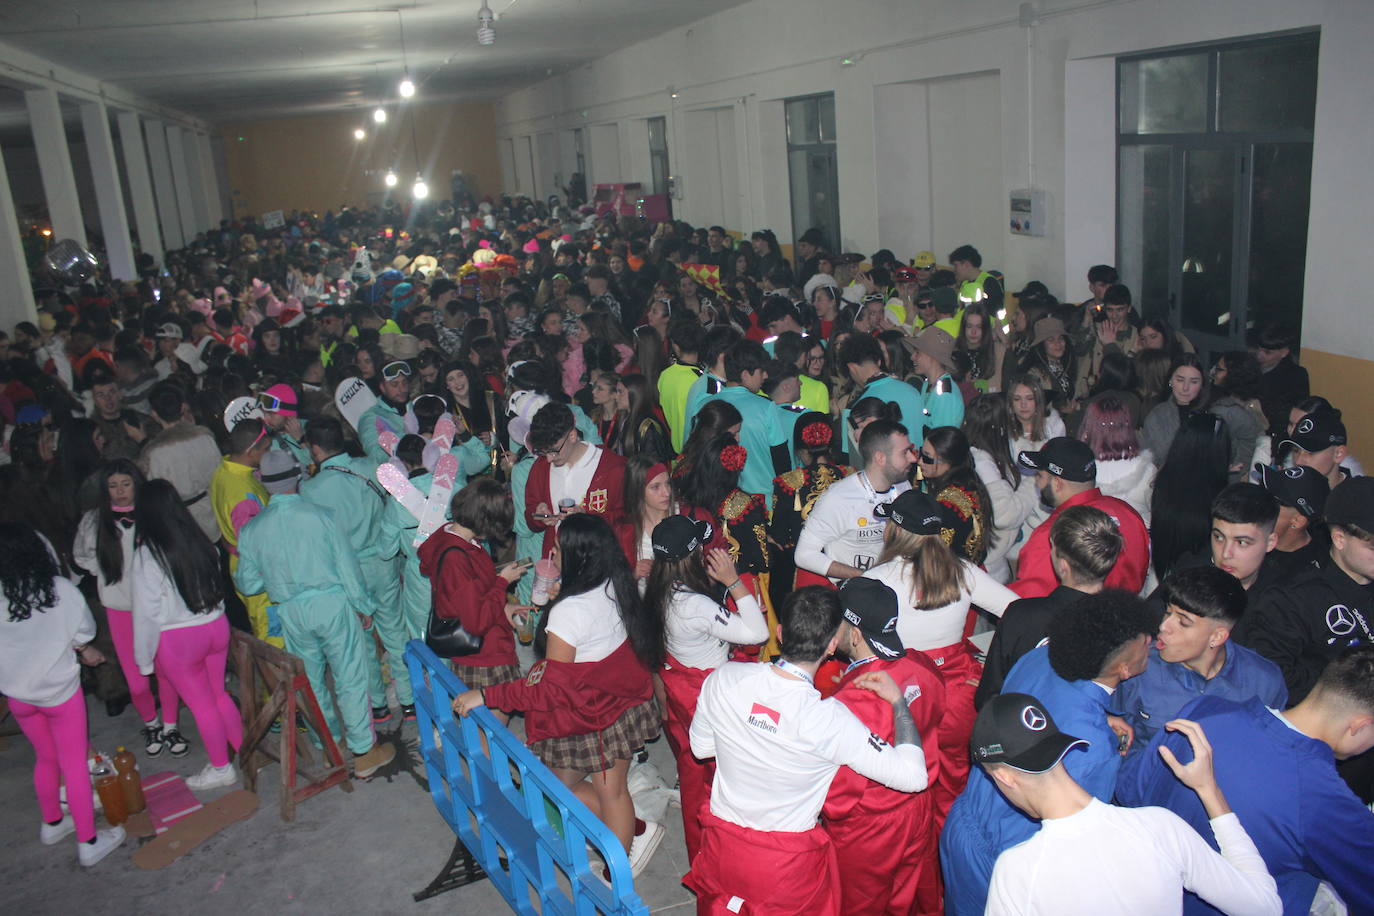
[691,660,927,833]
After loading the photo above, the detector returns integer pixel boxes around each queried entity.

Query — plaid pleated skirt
[452,662,524,690]
[529,697,661,774]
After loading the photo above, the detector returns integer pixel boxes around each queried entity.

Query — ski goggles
[381,360,413,381]
[256,392,297,416]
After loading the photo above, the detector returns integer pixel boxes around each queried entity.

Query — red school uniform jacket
[524,446,626,552]
[417,527,516,670]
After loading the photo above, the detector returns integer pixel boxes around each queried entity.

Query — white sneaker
[40,813,75,845]
[78,826,126,867]
[627,820,664,877]
[186,761,239,791]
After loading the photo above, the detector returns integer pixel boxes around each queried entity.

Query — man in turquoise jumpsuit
[235,451,396,778]
[837,332,926,462]
[258,383,311,466]
[301,417,410,722]
[704,339,795,509]
[357,359,413,463]
[683,326,743,439]
[906,325,965,436]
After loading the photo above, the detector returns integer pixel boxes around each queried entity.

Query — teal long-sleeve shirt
[234,493,371,613]
[299,453,392,559]
[704,385,795,508]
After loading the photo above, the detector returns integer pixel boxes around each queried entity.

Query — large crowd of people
[0,195,1370,914]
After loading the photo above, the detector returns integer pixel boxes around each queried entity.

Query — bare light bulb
[477,1,495,45]
[412,177,429,200]
[399,78,415,98]
[373,107,387,124]
[384,170,398,188]
[353,127,366,140]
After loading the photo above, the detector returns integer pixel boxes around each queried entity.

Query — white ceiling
[0,0,751,140]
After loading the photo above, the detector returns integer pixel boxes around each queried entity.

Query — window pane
[1246,143,1312,333]
[647,117,666,151]
[1180,148,1234,338]
[1118,145,1172,318]
[785,98,820,145]
[1119,54,1208,135]
[818,94,836,143]
[1219,39,1318,133]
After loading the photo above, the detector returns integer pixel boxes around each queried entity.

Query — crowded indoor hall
[0,0,1371,913]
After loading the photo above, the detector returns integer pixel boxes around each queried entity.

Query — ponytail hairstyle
[95,458,146,584]
[0,522,59,621]
[134,479,224,613]
[876,525,968,610]
[536,514,663,670]
[642,536,719,655]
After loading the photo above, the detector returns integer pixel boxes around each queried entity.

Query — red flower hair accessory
[801,422,832,447]
[720,444,748,472]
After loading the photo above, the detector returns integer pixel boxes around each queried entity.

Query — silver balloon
[44,238,100,285]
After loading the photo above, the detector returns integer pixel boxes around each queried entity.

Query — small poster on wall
[261,209,285,229]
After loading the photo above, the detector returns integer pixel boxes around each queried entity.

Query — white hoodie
[971,447,1039,584]
[1093,451,1157,525]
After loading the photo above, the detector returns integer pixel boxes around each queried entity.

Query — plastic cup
[531,558,560,606]
[515,609,537,644]
[558,497,576,513]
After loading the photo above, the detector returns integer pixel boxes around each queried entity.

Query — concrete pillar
[24,88,86,247]
[116,111,163,265]
[78,101,137,282]
[0,143,38,327]
[142,119,184,250]
[195,132,223,227]
[180,130,211,234]
[165,125,199,241]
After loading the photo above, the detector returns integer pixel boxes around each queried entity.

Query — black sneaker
[162,727,190,758]
[142,725,166,757]
[372,705,392,725]
[401,704,417,722]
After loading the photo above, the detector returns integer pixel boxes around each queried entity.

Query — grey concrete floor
[0,694,695,914]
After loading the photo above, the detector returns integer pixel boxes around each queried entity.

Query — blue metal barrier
[405,641,650,916]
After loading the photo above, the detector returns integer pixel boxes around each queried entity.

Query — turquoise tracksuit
[357,399,405,465]
[234,493,375,755]
[682,371,726,440]
[569,404,601,446]
[270,420,311,467]
[841,373,926,463]
[381,440,491,641]
[300,452,408,707]
[920,374,965,437]
[509,453,541,606]
[704,385,795,509]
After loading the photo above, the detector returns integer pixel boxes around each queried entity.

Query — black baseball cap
[1326,476,1374,533]
[651,516,713,561]
[1018,437,1096,483]
[971,692,1088,773]
[874,490,948,535]
[837,578,904,660]
[1280,409,1347,453]
[1256,463,1329,519]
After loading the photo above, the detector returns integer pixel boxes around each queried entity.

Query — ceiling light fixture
[353,127,366,140]
[477,1,496,46]
[412,175,429,200]
[384,169,399,188]
[399,77,415,98]
[373,107,388,124]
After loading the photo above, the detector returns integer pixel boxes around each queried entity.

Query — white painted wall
[493,0,1372,361]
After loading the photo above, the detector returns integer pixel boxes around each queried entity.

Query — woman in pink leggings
[132,480,243,791]
[73,460,188,757]
[0,522,126,866]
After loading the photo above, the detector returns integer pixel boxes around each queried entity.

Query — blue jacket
[1115,643,1287,756]
[919,374,964,436]
[941,646,1122,915]
[1116,695,1374,916]
[841,374,925,462]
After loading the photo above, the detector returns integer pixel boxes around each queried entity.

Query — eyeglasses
[918,450,938,464]
[381,360,412,381]
[537,432,572,458]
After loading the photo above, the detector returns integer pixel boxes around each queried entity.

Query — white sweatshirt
[1093,452,1157,525]
[73,510,137,610]
[972,447,1039,583]
[131,545,225,674]
[864,558,1018,651]
[986,798,1280,916]
[691,660,927,833]
[0,577,96,706]
[795,472,910,578]
[664,587,769,670]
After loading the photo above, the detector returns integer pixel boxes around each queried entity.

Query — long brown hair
[877,526,968,610]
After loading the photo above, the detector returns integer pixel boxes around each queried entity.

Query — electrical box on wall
[1009,188,1046,236]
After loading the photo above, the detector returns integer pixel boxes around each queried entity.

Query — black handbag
[425,546,485,657]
